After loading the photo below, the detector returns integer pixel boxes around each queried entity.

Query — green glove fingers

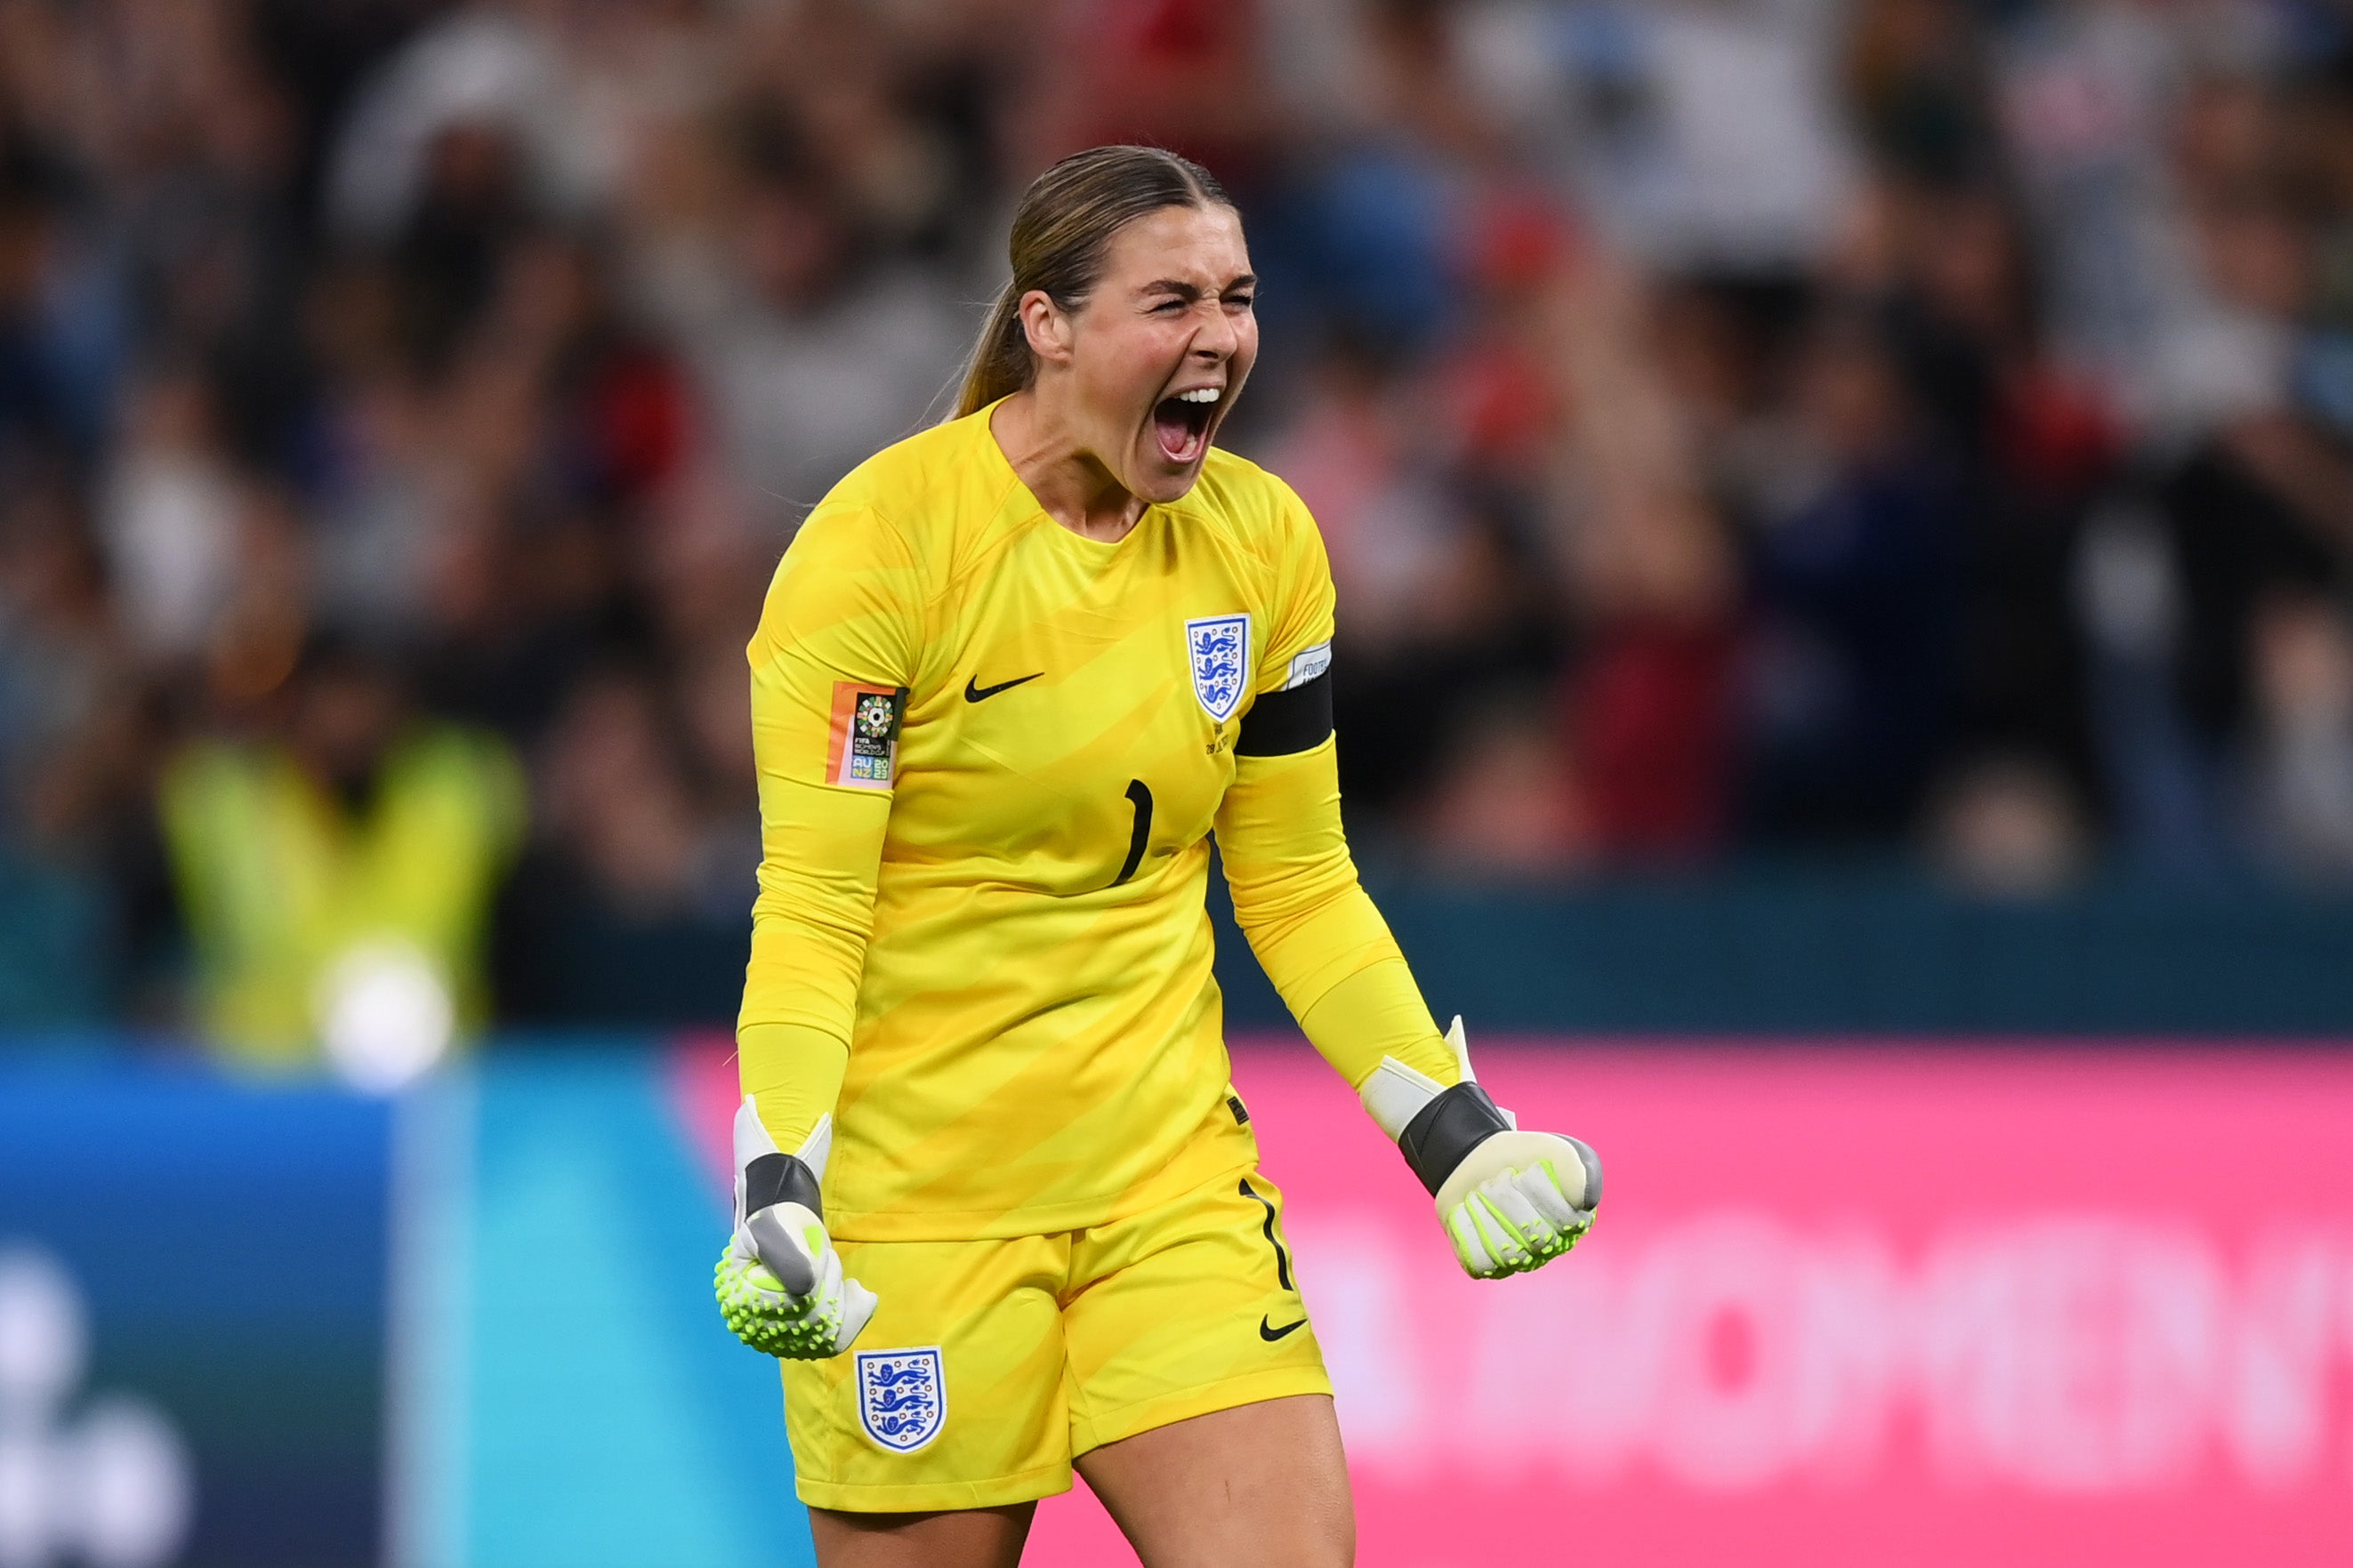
[1446,1186,1534,1278]
[719,1102,879,1359]
[1474,1190,1535,1270]
[1500,1160,1590,1263]
[1362,1018,1604,1283]
[713,1222,876,1359]
[1522,1159,1583,1228]
[1446,1202,1508,1278]
[1441,1157,1600,1279]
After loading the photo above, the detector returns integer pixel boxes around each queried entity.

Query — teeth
[1175,388,1219,404]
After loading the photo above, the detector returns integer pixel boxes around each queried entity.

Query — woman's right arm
[737,504,922,1154]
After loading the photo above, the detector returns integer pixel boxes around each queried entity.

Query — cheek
[1076,323,1181,410]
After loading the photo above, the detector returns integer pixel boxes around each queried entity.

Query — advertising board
[1019,1044,2353,1566]
[0,1063,393,1568]
[14,1042,2345,1566]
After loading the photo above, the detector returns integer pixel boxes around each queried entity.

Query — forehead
[1098,204,1251,290]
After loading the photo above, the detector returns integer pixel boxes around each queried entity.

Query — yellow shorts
[778,1164,1332,1512]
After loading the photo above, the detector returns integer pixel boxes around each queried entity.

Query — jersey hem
[792,1459,1074,1514]
[826,1145,1260,1242]
[1068,1365,1336,1457]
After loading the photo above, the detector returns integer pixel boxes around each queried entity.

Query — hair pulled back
[953,146,1231,419]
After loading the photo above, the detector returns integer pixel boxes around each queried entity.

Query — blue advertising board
[0,1060,393,1567]
[0,1046,823,1568]
[414,1051,814,1568]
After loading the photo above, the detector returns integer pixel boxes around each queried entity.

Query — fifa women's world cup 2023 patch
[826,682,908,789]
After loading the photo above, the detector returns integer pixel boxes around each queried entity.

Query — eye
[1153,298,1188,315]
[1224,293,1255,310]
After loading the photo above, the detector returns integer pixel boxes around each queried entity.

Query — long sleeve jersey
[738,404,1458,1241]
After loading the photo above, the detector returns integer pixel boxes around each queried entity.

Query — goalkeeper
[720,145,1600,1568]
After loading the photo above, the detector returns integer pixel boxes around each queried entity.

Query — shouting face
[1027,203,1258,505]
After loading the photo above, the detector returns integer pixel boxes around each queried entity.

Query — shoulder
[771,413,1021,617]
[809,411,1014,559]
[1184,450,1334,678]
[1177,446,1320,560]
[756,419,1005,650]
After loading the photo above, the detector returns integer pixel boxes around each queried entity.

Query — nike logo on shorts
[1259,1315,1306,1342]
[964,671,1043,703]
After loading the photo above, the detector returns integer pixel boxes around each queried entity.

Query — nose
[1191,302,1238,362]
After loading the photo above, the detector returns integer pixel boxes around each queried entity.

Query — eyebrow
[1140,274,1258,299]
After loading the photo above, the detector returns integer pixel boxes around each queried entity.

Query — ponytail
[954,280,1033,418]
[948,145,1231,422]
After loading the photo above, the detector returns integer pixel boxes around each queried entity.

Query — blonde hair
[954,146,1231,419]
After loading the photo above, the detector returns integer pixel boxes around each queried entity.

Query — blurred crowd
[7,0,2353,1053]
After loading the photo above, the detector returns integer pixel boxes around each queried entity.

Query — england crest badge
[855,1347,947,1453]
[1185,614,1251,722]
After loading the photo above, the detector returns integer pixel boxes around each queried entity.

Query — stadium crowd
[5,0,2353,1048]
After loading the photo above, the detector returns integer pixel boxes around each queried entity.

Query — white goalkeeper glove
[713,1097,879,1358]
[1359,1017,1602,1279]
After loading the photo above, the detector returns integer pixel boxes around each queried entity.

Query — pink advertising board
[676,1042,2353,1564]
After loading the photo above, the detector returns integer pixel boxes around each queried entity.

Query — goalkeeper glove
[713,1096,879,1358]
[1359,1017,1602,1279]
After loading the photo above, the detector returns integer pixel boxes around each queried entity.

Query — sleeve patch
[1280,640,1333,691]
[826,683,907,789]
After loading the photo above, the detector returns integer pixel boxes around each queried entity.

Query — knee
[1300,1463,1356,1568]
[1253,1439,1353,1568]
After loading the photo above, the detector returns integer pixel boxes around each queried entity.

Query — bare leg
[1075,1395,1352,1568]
[807,1502,1035,1568]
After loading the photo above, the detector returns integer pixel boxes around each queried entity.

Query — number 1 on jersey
[1112,780,1154,887]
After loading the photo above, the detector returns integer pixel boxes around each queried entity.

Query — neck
[990,389,1147,543]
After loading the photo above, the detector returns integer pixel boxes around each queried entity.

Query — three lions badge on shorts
[855,1347,946,1452]
[1185,614,1250,722]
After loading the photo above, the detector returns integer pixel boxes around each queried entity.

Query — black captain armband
[1397,1082,1513,1196]
[1235,668,1334,757]
[743,1151,825,1219]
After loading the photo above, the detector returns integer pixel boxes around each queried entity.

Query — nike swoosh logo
[963,671,1043,703]
[1259,1315,1307,1342]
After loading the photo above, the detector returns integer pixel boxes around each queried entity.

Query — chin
[1127,448,1209,504]
[1140,470,1206,505]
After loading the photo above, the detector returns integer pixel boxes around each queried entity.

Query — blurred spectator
[0,157,117,467]
[326,6,595,251]
[1416,690,1593,878]
[495,662,747,1026]
[1543,241,1739,864]
[2244,590,2353,877]
[1475,0,1858,272]
[1739,306,1963,843]
[0,474,127,847]
[2074,492,2227,873]
[99,369,244,663]
[657,141,970,532]
[156,638,523,1078]
[1927,751,2090,898]
[17,0,2353,1042]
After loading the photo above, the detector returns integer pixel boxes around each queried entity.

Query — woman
[713,146,1601,1568]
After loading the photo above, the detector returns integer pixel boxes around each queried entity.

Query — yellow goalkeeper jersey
[738,403,1455,1242]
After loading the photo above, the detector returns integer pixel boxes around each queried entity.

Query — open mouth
[1151,387,1220,465]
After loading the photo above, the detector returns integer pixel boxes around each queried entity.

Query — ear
[1019,289,1075,366]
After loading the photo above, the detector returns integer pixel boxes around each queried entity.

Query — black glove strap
[1398,1082,1511,1196]
[744,1152,824,1219]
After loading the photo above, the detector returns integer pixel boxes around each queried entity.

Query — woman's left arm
[1213,728,1455,1092]
[1213,483,1601,1277]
